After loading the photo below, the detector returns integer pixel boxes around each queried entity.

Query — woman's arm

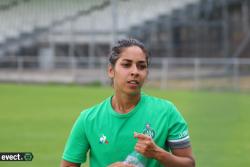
[134,133,195,167]
[154,146,195,167]
[60,159,81,167]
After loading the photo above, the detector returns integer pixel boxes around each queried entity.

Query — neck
[112,92,141,114]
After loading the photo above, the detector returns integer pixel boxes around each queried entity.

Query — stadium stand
[0,0,250,89]
[51,0,198,42]
[45,0,200,59]
[127,0,250,58]
[0,0,107,56]
[0,0,30,11]
[0,0,249,58]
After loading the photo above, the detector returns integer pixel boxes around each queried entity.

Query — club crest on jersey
[99,134,109,144]
[143,123,155,138]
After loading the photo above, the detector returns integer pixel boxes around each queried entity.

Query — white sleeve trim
[168,135,190,143]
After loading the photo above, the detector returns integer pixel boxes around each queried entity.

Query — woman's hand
[134,132,195,167]
[134,132,160,158]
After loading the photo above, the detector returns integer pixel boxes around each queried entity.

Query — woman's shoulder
[79,97,111,119]
[142,93,175,107]
[143,93,181,116]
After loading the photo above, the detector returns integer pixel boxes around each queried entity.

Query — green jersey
[62,93,190,166]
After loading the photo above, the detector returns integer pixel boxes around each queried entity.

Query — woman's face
[108,46,148,96]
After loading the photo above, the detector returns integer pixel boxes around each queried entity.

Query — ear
[107,64,114,79]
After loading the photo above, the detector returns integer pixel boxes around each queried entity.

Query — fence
[0,56,250,91]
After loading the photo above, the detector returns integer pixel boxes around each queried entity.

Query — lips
[127,80,139,87]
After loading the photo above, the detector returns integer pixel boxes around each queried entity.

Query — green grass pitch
[0,84,249,167]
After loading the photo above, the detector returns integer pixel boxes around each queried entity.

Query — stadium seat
[0,0,104,54]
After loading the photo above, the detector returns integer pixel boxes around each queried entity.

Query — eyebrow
[121,59,146,64]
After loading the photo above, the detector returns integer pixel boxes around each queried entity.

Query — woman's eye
[138,64,147,70]
[122,64,130,68]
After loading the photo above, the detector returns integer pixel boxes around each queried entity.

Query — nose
[131,64,139,76]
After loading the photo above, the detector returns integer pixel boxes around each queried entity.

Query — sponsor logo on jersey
[142,123,155,138]
[99,134,109,144]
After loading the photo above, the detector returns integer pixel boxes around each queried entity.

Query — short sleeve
[166,104,190,149]
[62,112,90,163]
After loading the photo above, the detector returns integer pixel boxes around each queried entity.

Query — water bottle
[124,151,147,167]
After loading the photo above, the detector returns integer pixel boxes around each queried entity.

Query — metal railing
[1,56,250,91]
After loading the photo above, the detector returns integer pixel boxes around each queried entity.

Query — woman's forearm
[154,147,195,167]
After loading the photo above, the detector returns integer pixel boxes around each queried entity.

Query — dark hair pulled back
[109,38,150,67]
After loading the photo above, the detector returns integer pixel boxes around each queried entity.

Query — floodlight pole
[222,0,230,58]
[242,0,249,34]
[88,13,96,68]
[69,18,76,75]
[69,19,75,59]
[111,0,118,45]
[48,27,55,70]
